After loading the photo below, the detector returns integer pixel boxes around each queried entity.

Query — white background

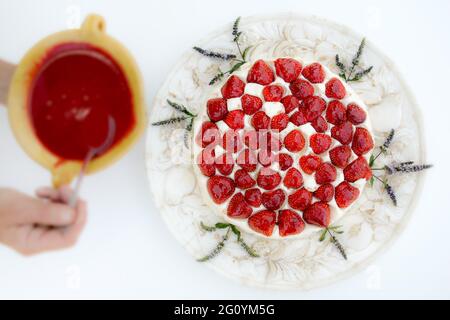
[0,0,449,300]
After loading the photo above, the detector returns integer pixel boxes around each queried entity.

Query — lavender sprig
[319,225,347,260]
[335,38,373,82]
[193,47,236,61]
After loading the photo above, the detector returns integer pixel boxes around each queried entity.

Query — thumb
[23,198,77,227]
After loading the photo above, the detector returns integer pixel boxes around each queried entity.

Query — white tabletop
[0,0,449,299]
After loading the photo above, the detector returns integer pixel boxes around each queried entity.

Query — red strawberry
[258,149,275,167]
[263,85,285,102]
[237,149,257,172]
[301,96,327,121]
[288,188,312,210]
[278,153,293,171]
[302,63,325,83]
[251,111,270,130]
[311,115,328,133]
[326,100,347,125]
[299,154,322,174]
[215,153,234,176]
[261,189,286,210]
[303,202,330,227]
[274,58,302,83]
[245,188,262,207]
[195,121,219,147]
[329,145,352,168]
[241,94,263,115]
[331,121,354,145]
[284,130,305,152]
[207,176,235,204]
[222,130,242,153]
[290,111,308,126]
[227,193,253,219]
[265,132,282,152]
[243,130,259,150]
[346,103,367,125]
[221,75,245,99]
[313,184,334,203]
[207,98,228,122]
[257,168,282,190]
[281,95,300,114]
[197,148,216,177]
[283,168,304,189]
[271,113,289,131]
[344,156,372,182]
[289,79,314,100]
[278,210,305,237]
[335,181,360,208]
[352,127,374,156]
[248,210,277,236]
[234,169,256,189]
[247,60,275,85]
[224,110,245,129]
[325,78,346,99]
[315,162,337,185]
[310,133,332,154]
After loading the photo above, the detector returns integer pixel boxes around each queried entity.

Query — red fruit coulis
[29,43,134,161]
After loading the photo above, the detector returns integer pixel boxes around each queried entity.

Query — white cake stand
[146,13,426,290]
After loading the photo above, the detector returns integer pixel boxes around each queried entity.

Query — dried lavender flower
[193,47,236,61]
[385,183,397,206]
[382,129,395,150]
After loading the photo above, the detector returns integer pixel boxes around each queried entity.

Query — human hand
[0,186,87,256]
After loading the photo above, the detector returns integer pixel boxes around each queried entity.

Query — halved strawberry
[288,188,312,210]
[335,181,360,208]
[247,60,275,85]
[302,63,325,83]
[207,98,228,122]
[352,127,374,156]
[331,121,354,145]
[221,75,245,99]
[344,156,372,182]
[299,154,322,174]
[251,111,270,130]
[257,168,282,190]
[347,103,366,125]
[275,58,302,82]
[281,95,300,114]
[290,111,308,126]
[207,176,235,204]
[222,130,242,153]
[262,85,284,102]
[241,94,263,115]
[195,121,219,147]
[283,168,304,189]
[197,148,216,177]
[303,202,330,227]
[313,184,334,203]
[258,149,275,167]
[329,145,352,168]
[264,132,283,153]
[278,210,305,237]
[301,96,327,121]
[289,79,314,100]
[326,100,347,125]
[261,189,286,210]
[271,113,289,131]
[224,110,245,129]
[310,133,332,154]
[245,188,262,207]
[315,162,337,185]
[234,169,256,189]
[325,78,346,99]
[311,115,328,133]
[278,153,293,171]
[227,193,253,219]
[243,130,259,150]
[237,149,257,172]
[248,210,277,236]
[284,130,305,152]
[215,153,234,176]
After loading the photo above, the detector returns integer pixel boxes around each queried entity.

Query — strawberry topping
[284,130,305,152]
[299,154,322,174]
[234,169,256,189]
[221,75,245,99]
[346,103,366,125]
[289,79,314,100]
[278,210,305,237]
[196,121,219,147]
[331,121,354,145]
[301,96,327,121]
[325,78,346,99]
[352,127,374,156]
[288,188,312,210]
[224,110,245,130]
[303,202,330,227]
[227,193,253,219]
[222,130,242,153]
[251,111,270,130]
[244,188,262,207]
[315,162,337,185]
[274,58,302,83]
[261,189,286,210]
[197,149,216,177]
[257,167,282,190]
[215,153,234,176]
[283,168,304,189]
[278,153,294,171]
[310,133,332,154]
[207,98,228,122]
[311,115,328,133]
[237,149,257,172]
[241,94,263,115]
[247,60,275,85]
[335,181,360,208]
[263,85,285,102]
[281,95,300,114]
[313,184,334,203]
[344,156,372,182]
[248,210,277,236]
[302,63,325,83]
[326,100,347,125]
[329,145,352,168]
[207,176,235,204]
[289,110,308,126]
[271,113,290,131]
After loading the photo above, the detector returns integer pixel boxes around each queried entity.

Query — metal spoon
[68,115,116,207]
